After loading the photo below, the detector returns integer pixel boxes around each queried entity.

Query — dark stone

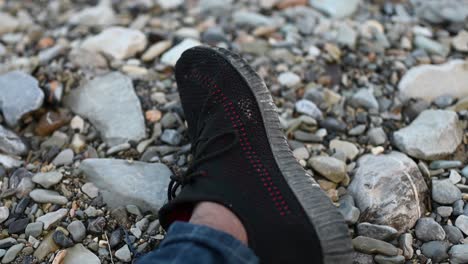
[43,146,61,163]
[109,229,123,249]
[9,168,33,189]
[453,200,464,216]
[14,197,30,215]
[8,218,29,234]
[421,241,450,263]
[444,225,464,244]
[319,117,347,132]
[88,217,106,234]
[52,230,74,248]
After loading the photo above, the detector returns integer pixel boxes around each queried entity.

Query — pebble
[444,225,463,244]
[432,179,462,205]
[142,40,172,61]
[309,0,360,18]
[449,244,468,263]
[414,35,450,56]
[393,110,463,160]
[356,223,398,241]
[308,156,346,183]
[0,207,9,224]
[36,208,68,230]
[449,170,463,184]
[63,244,100,264]
[350,88,379,110]
[0,12,19,35]
[115,244,132,262]
[233,11,274,27]
[52,149,74,166]
[69,1,116,26]
[0,71,44,126]
[32,171,63,188]
[278,72,301,88]
[429,160,463,170]
[0,125,28,156]
[81,182,99,199]
[81,27,147,60]
[64,72,146,146]
[2,243,24,263]
[348,152,428,232]
[0,154,23,169]
[330,139,359,161]
[415,217,445,241]
[29,189,68,205]
[367,127,387,146]
[25,222,43,238]
[160,39,201,66]
[452,30,468,52]
[8,218,29,234]
[352,236,399,256]
[399,233,413,259]
[52,229,74,248]
[67,221,86,242]
[88,217,106,234]
[161,129,182,145]
[295,99,322,120]
[33,233,59,260]
[436,206,453,217]
[157,0,184,10]
[455,215,468,235]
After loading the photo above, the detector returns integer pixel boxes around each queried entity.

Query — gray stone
[67,221,86,242]
[356,223,398,241]
[295,99,322,120]
[81,27,147,60]
[82,182,99,198]
[338,200,360,225]
[0,71,44,126]
[436,206,453,217]
[449,170,463,184]
[374,255,405,264]
[415,217,445,241]
[432,179,462,205]
[456,215,468,235]
[348,152,428,232]
[36,209,68,230]
[0,238,17,249]
[330,139,359,161]
[430,160,463,170]
[434,95,455,108]
[63,244,101,264]
[52,149,74,166]
[115,245,131,262]
[454,200,465,216]
[0,125,27,156]
[336,23,357,48]
[308,156,346,183]
[29,189,68,205]
[444,225,463,244]
[64,72,146,147]
[310,0,360,18]
[69,1,116,26]
[414,0,468,24]
[0,207,9,224]
[367,127,387,146]
[233,11,274,27]
[393,110,463,160]
[352,252,374,264]
[399,233,413,259]
[450,244,468,263]
[0,12,19,35]
[350,88,379,110]
[399,60,468,102]
[414,35,450,57]
[199,0,233,14]
[278,72,301,88]
[157,0,184,10]
[25,222,43,238]
[1,243,23,263]
[453,30,468,52]
[160,39,201,66]
[352,236,399,256]
[79,159,171,212]
[160,129,182,146]
[32,171,63,188]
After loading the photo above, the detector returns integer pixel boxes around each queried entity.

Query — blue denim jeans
[137,221,259,264]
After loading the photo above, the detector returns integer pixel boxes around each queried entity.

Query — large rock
[399,60,468,102]
[0,125,27,156]
[69,0,116,26]
[393,110,463,160]
[64,72,146,146]
[79,159,172,212]
[348,152,428,233]
[0,71,44,127]
[81,27,147,60]
[309,0,360,18]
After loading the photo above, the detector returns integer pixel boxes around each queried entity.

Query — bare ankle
[189,202,248,245]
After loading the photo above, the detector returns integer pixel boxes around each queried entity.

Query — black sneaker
[159,46,353,264]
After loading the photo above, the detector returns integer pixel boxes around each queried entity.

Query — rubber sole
[207,47,354,264]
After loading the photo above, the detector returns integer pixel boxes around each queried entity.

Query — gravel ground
[0,0,468,263]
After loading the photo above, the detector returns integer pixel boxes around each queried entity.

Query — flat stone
[309,0,360,18]
[32,171,63,188]
[0,238,17,249]
[160,39,201,66]
[348,152,428,232]
[415,217,446,241]
[449,244,468,263]
[67,221,86,242]
[81,27,147,60]
[399,60,468,102]
[25,222,43,238]
[63,244,101,264]
[79,159,171,212]
[0,125,27,156]
[199,0,233,14]
[36,209,68,230]
[115,245,131,262]
[0,154,23,169]
[233,11,274,27]
[29,189,68,205]
[52,149,74,166]
[393,110,463,160]
[8,218,29,234]
[142,40,172,61]
[308,156,346,183]
[0,71,44,126]
[64,72,146,147]
[69,1,116,26]
[295,99,322,120]
[414,35,450,56]
[81,182,99,198]
[356,223,398,241]
[432,179,462,205]
[455,215,468,235]
[2,243,24,263]
[430,160,463,170]
[352,236,399,256]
